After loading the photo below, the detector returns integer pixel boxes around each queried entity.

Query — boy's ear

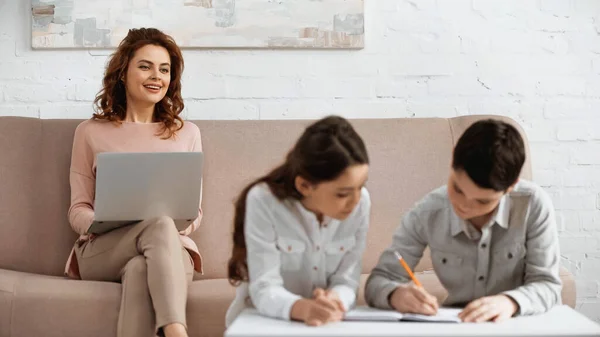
[295,176,313,197]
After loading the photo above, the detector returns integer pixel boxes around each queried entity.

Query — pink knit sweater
[65,119,203,279]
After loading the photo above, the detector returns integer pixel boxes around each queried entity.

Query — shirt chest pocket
[277,237,306,271]
[430,249,464,286]
[493,242,526,275]
[325,236,356,273]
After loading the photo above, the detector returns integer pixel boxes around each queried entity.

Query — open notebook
[344,306,463,323]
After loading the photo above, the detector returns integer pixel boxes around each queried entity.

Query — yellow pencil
[394,251,423,288]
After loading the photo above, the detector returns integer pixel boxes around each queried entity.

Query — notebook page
[344,307,404,322]
[401,308,462,323]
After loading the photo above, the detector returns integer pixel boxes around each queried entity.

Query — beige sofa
[0,115,575,337]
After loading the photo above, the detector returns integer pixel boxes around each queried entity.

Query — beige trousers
[75,216,194,337]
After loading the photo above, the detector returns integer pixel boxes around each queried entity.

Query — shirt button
[478,276,484,281]
[508,252,513,259]
[481,243,487,249]
[287,246,292,252]
[340,246,345,252]
[313,266,318,271]
[316,245,320,251]
[442,258,447,264]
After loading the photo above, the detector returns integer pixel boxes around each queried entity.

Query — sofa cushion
[1,269,236,337]
[5,269,120,337]
[0,118,80,278]
[187,278,236,337]
[0,269,18,337]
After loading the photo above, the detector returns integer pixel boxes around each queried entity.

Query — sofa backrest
[0,116,531,279]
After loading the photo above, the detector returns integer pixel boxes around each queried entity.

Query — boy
[365,119,561,323]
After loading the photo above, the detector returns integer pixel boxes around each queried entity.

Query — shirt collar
[450,211,464,237]
[450,194,510,238]
[495,194,510,229]
[294,199,335,227]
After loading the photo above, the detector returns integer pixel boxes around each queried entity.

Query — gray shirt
[365,180,561,316]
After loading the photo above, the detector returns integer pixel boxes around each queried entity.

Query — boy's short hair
[452,119,526,191]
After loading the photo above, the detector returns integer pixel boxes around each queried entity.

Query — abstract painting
[31,0,364,49]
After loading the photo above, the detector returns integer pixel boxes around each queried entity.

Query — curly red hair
[93,28,184,139]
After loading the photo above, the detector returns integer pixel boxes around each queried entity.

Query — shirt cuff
[280,293,303,321]
[72,210,95,235]
[501,289,528,316]
[330,285,357,311]
[376,280,403,310]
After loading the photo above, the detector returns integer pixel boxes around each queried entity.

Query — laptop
[87,152,203,235]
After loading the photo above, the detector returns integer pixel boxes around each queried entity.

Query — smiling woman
[92,28,185,138]
[65,28,203,337]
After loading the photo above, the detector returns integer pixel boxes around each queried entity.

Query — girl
[65,28,202,337]
[226,116,371,327]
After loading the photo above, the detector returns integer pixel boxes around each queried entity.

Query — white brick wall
[1,0,600,322]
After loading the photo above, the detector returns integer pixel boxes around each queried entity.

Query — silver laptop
[87,152,203,235]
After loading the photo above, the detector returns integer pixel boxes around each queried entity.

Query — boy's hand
[389,284,439,315]
[459,295,518,323]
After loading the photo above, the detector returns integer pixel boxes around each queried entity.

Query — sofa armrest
[559,265,576,308]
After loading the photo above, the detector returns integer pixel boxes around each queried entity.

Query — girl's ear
[295,175,313,198]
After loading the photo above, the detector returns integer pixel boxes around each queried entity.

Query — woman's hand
[312,288,345,313]
[290,289,346,326]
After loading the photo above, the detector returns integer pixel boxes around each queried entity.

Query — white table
[225,305,600,337]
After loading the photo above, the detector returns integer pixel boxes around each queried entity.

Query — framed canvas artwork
[31,0,364,49]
